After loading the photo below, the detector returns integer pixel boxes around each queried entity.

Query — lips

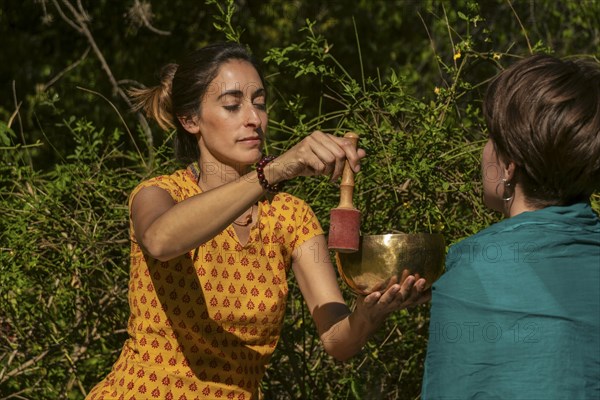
[238,136,261,143]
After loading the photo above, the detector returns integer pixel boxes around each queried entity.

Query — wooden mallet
[328,132,361,253]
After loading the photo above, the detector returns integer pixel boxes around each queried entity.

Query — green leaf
[0,121,16,146]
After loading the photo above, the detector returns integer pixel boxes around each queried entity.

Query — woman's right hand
[265,131,367,184]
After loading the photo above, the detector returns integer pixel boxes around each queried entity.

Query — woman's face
[481,138,505,212]
[194,59,267,168]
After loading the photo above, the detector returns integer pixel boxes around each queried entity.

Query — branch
[49,0,82,33]
[507,0,533,54]
[132,0,171,36]
[42,46,90,91]
[47,0,154,165]
[0,350,49,384]
[12,81,32,169]
[76,86,147,169]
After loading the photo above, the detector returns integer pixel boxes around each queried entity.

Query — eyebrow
[217,88,266,101]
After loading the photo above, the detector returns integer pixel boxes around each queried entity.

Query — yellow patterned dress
[87,165,323,400]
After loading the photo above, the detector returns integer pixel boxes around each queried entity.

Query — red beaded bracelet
[256,155,282,193]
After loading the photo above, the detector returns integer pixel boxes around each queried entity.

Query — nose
[246,106,260,124]
[245,105,262,127]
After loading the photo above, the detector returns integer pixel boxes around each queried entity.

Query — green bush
[259,18,490,400]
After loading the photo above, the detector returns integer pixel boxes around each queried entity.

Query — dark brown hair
[129,42,264,163]
[483,54,600,207]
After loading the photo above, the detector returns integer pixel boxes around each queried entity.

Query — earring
[502,178,514,202]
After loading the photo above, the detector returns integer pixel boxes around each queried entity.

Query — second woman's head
[481,54,600,212]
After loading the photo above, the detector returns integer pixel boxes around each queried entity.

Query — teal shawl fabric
[422,203,600,400]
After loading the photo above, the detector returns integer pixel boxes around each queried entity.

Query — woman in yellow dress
[86,42,429,400]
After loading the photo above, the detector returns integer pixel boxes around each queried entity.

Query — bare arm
[132,131,366,261]
[131,173,266,261]
[292,235,430,361]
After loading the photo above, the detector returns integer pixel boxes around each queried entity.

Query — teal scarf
[422,203,600,399]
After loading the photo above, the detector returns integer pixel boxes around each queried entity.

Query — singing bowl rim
[334,232,446,296]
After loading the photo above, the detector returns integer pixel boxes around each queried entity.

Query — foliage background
[1,0,598,399]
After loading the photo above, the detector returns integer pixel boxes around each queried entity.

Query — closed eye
[223,104,241,112]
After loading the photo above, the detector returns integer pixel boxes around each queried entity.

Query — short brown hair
[483,54,600,207]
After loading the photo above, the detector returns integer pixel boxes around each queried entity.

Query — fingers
[370,275,397,293]
[328,134,366,176]
[413,288,432,305]
[305,132,348,179]
[358,275,431,327]
[400,269,410,285]
[276,131,366,181]
[320,133,366,180]
[402,277,428,306]
[363,276,415,309]
[362,275,430,312]
[397,275,415,303]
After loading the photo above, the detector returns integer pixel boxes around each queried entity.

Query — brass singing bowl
[335,233,446,296]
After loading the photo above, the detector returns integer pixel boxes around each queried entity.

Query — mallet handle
[338,132,359,209]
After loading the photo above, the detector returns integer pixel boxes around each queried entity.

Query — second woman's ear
[502,161,516,182]
[178,114,201,134]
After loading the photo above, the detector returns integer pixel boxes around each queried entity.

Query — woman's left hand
[356,275,431,324]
